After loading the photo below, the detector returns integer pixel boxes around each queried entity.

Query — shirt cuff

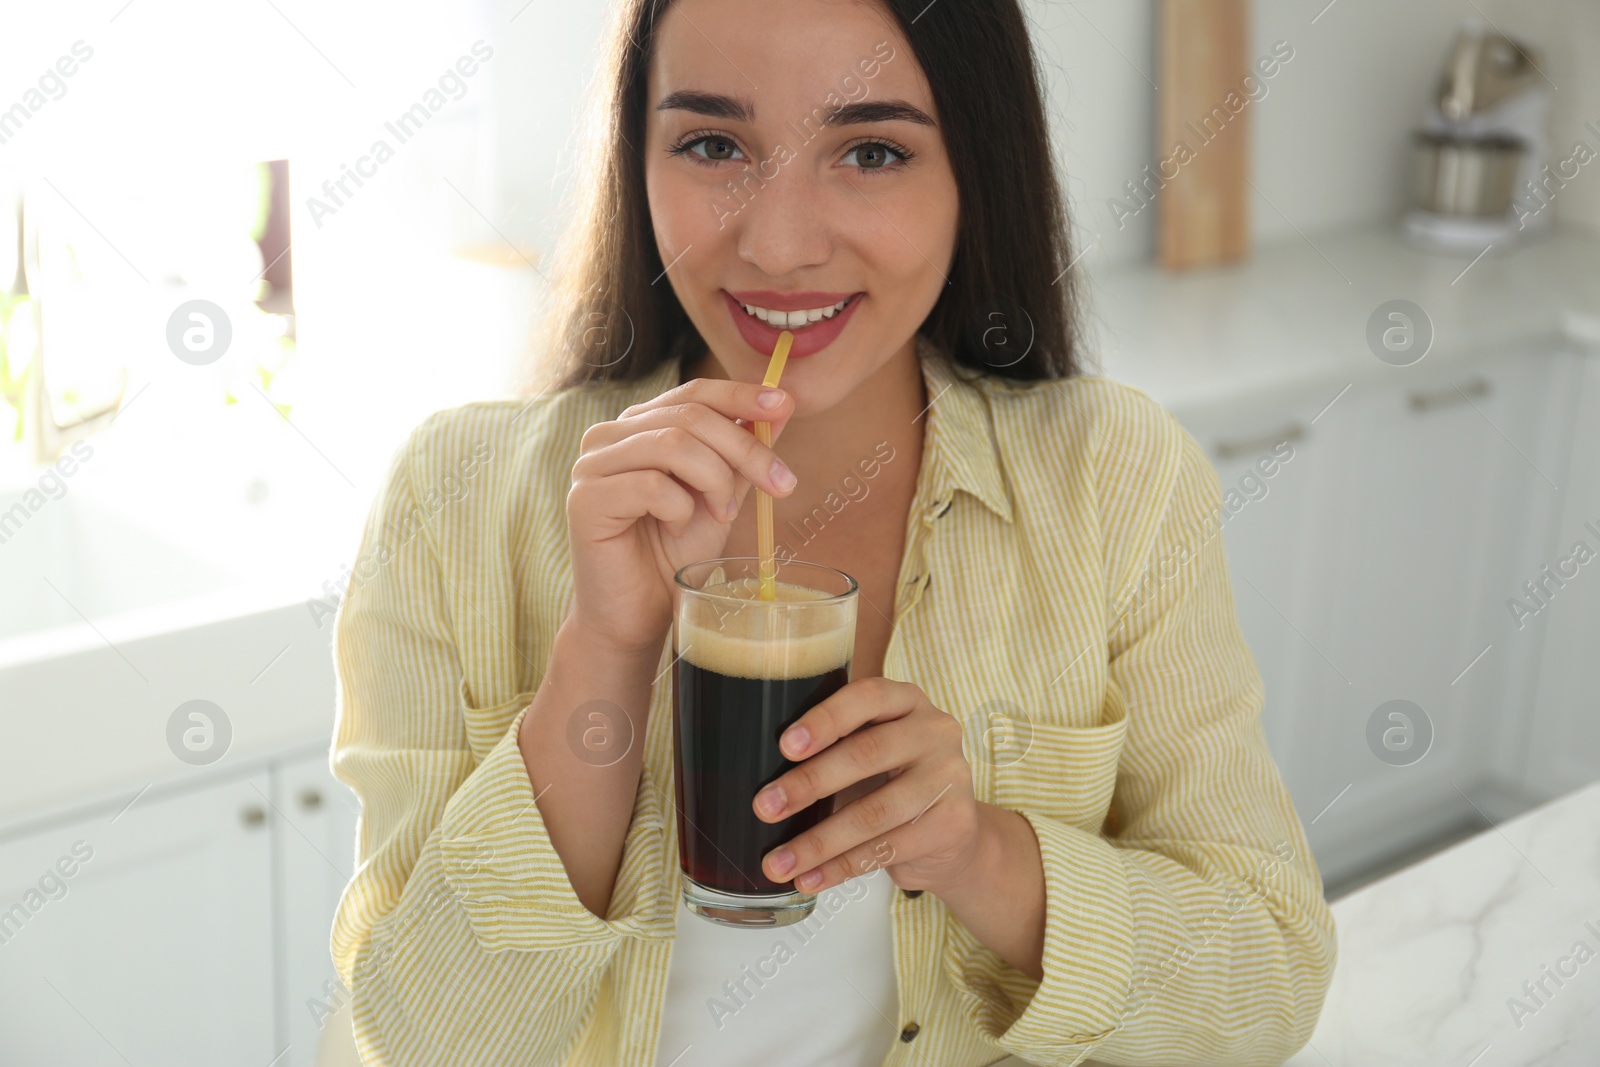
[436,700,674,952]
[941,813,1134,1062]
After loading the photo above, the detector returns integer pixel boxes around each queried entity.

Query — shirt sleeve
[328,419,673,1066]
[940,414,1337,1067]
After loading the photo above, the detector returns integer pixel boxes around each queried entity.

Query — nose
[732,164,834,278]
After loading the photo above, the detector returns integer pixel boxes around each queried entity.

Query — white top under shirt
[651,865,899,1066]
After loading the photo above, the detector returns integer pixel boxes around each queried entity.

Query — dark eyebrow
[655,91,935,128]
[825,100,935,127]
[655,90,754,123]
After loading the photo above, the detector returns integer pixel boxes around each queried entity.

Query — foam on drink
[677,577,855,681]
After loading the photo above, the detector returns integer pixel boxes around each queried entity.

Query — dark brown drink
[672,562,857,927]
[673,658,847,894]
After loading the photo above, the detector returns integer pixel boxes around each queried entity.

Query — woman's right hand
[565,377,798,657]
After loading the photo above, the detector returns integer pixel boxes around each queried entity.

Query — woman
[329,0,1336,1064]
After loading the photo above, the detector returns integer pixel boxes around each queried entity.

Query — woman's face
[644,0,958,415]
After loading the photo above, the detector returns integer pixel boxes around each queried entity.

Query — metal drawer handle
[240,805,267,829]
[1409,376,1491,412]
[299,789,324,811]
[1213,422,1306,460]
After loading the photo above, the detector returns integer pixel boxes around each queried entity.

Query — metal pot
[1411,130,1525,217]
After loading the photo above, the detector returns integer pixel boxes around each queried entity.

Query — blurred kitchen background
[2,0,1599,1064]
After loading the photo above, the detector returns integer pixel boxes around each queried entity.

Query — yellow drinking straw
[755,330,794,601]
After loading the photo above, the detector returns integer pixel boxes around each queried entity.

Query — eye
[669,133,745,166]
[692,135,741,161]
[841,138,914,175]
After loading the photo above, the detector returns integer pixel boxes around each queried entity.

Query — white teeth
[738,296,854,328]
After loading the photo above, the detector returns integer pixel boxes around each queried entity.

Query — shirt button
[899,1022,921,1042]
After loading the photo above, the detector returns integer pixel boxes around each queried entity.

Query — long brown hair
[529,0,1087,394]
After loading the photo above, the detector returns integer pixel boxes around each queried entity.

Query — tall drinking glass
[672,557,858,927]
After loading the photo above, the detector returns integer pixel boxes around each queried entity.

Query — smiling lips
[736,295,854,330]
[722,289,863,359]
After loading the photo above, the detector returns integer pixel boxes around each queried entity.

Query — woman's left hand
[753,676,984,897]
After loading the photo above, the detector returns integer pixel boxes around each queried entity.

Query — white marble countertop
[1001,783,1600,1066]
[1084,222,1600,418]
[1283,781,1600,1066]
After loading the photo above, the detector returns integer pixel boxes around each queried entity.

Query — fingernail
[782,725,809,757]
[756,785,786,818]
[759,388,785,409]
[768,848,795,877]
[796,869,822,891]
[770,460,796,492]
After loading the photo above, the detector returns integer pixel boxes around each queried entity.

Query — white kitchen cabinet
[1174,344,1576,888]
[0,749,359,1067]
[0,771,277,1065]
[1293,348,1565,879]
[1521,349,1600,794]
[273,750,361,1067]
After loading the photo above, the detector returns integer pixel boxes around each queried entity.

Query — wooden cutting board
[1157,0,1251,270]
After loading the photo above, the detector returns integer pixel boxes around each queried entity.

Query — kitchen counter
[1085,222,1600,418]
[992,783,1600,1066]
[1284,781,1600,1065]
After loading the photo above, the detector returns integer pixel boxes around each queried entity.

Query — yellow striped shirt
[330,335,1336,1066]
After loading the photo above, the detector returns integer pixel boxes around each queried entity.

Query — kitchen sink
[0,491,235,643]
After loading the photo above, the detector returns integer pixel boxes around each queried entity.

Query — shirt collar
[914,334,1014,525]
[633,335,1014,525]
